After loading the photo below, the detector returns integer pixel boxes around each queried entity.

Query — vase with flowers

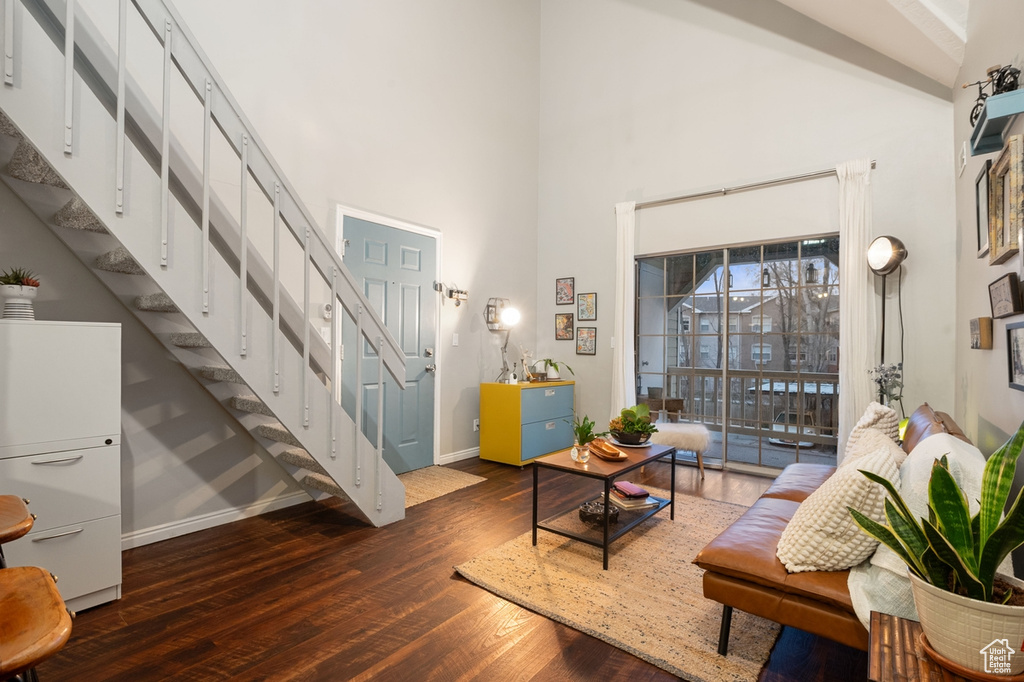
[868,362,904,416]
[608,404,659,446]
[0,267,41,320]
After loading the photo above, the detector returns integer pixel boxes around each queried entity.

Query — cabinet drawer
[520,384,574,424]
[0,445,120,533]
[521,418,573,461]
[4,515,122,604]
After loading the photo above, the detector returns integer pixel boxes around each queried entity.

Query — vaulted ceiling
[776,0,967,89]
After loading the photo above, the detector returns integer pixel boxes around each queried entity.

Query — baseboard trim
[439,447,479,465]
[121,491,312,550]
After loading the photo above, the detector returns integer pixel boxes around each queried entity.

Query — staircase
[0,0,407,526]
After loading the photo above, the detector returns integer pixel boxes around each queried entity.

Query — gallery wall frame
[577,292,596,321]
[576,327,596,355]
[555,313,573,340]
[977,158,992,258]
[970,316,993,350]
[1008,321,1024,392]
[989,134,1023,265]
[556,277,574,305]
[989,272,1023,319]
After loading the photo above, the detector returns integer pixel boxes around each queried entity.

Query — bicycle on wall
[964,64,1021,127]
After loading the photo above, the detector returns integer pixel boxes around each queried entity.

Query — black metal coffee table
[532,443,676,569]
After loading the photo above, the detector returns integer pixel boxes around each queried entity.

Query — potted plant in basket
[849,420,1024,675]
[608,404,659,446]
[0,266,41,320]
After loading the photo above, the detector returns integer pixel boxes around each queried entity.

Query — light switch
[452,333,459,346]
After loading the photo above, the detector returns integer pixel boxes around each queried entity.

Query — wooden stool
[0,495,34,569]
[0,566,73,681]
[649,423,710,479]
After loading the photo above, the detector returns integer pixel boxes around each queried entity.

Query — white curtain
[836,159,877,462]
[611,201,637,419]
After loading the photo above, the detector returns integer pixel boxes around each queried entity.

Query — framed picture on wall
[576,327,596,355]
[555,277,574,305]
[555,313,574,340]
[989,273,1023,319]
[977,158,992,258]
[577,292,596,321]
[1008,321,1024,391]
[970,317,993,350]
[989,134,1023,265]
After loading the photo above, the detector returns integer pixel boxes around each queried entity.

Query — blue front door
[342,215,436,474]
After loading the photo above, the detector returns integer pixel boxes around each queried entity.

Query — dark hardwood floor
[38,458,867,681]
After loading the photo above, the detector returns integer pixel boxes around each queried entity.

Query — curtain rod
[634,160,877,211]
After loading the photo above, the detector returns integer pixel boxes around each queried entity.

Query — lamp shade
[867,236,908,276]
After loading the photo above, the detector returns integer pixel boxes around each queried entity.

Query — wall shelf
[971,89,1024,155]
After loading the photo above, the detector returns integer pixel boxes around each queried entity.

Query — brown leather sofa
[693,403,968,654]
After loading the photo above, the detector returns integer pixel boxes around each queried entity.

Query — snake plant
[849,420,1024,603]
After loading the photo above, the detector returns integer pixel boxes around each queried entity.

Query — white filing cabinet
[0,320,122,611]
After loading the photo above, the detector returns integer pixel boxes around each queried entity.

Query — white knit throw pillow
[776,428,902,573]
[844,402,900,463]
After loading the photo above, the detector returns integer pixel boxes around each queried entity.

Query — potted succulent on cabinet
[608,404,659,446]
[0,267,41,320]
[849,421,1024,675]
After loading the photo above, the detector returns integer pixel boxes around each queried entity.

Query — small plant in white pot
[537,358,573,381]
[0,266,41,320]
[850,421,1024,675]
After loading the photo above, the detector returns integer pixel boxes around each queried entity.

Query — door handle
[425,364,437,374]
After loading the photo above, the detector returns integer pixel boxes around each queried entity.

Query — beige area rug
[398,465,486,508]
[455,491,781,681]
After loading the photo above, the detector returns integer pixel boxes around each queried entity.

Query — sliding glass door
[636,237,840,471]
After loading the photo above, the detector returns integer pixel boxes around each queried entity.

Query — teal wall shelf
[971,89,1024,155]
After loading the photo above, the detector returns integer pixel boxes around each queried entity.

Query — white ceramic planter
[910,571,1024,675]
[0,284,38,320]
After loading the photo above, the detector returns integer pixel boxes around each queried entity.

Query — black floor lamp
[867,235,908,400]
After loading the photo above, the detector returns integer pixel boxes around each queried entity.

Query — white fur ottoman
[649,423,710,479]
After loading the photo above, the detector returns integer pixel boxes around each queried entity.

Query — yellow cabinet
[480,381,575,465]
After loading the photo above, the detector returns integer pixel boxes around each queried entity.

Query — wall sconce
[484,297,521,382]
[434,281,468,306]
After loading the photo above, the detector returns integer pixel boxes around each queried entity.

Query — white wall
[953,0,1024,452]
[535,0,957,424]
[172,0,543,457]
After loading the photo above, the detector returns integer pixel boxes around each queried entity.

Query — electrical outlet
[473,418,480,432]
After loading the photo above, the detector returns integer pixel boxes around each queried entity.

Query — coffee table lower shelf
[536,496,670,549]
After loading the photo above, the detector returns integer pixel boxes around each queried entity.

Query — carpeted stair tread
[278,448,328,476]
[302,472,345,498]
[7,140,69,188]
[95,247,145,275]
[54,197,107,233]
[198,365,243,383]
[170,332,211,348]
[135,292,177,312]
[0,111,21,138]
[230,394,272,417]
[255,423,301,448]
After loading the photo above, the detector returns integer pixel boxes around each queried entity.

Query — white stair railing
[2,0,407,524]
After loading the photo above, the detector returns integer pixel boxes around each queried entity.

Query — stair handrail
[134,0,406,386]
[25,0,405,388]
[9,0,410,519]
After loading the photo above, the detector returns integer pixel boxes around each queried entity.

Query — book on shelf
[607,493,659,510]
[612,481,648,499]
